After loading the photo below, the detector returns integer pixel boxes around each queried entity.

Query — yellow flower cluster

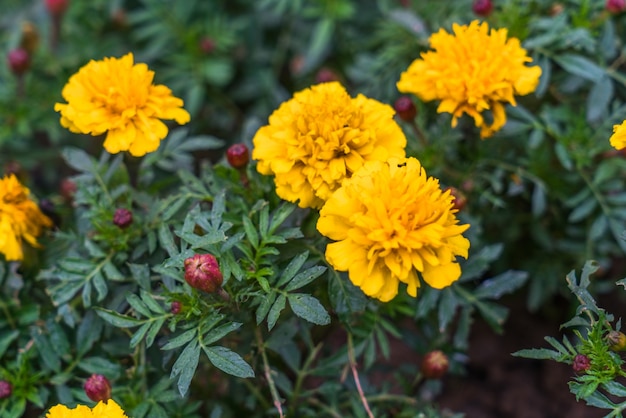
[610,122,626,150]
[317,158,470,302]
[397,20,542,138]
[46,400,128,418]
[0,174,52,261]
[252,82,406,209]
[55,53,190,157]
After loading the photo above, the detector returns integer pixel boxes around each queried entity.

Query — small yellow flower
[317,157,470,302]
[46,399,128,418]
[252,82,406,209]
[609,122,626,150]
[0,174,52,261]
[397,20,542,138]
[54,53,191,157]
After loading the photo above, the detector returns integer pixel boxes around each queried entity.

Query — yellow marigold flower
[609,121,626,150]
[54,53,191,157]
[317,157,470,302]
[46,399,128,418]
[252,82,406,209]
[397,20,542,138]
[0,174,52,261]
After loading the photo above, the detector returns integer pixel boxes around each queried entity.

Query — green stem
[289,343,323,416]
[255,327,285,418]
[307,397,343,418]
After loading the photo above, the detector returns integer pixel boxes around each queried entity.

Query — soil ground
[437,294,613,418]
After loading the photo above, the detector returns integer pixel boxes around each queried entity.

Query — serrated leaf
[267,294,286,331]
[203,322,242,346]
[140,289,165,314]
[146,317,166,348]
[242,215,259,249]
[474,270,528,300]
[95,308,143,328]
[0,330,19,358]
[162,328,198,351]
[554,54,605,82]
[277,252,309,288]
[288,294,330,326]
[285,266,326,291]
[256,292,277,324]
[171,340,201,397]
[586,76,613,122]
[203,346,255,378]
[269,204,296,233]
[62,147,94,173]
[158,224,178,257]
[127,293,152,318]
[103,261,125,281]
[130,322,151,348]
[438,288,459,332]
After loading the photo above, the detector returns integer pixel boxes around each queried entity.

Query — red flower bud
[200,37,216,54]
[226,144,250,169]
[7,48,30,76]
[0,380,12,399]
[421,350,449,379]
[572,354,590,372]
[60,178,77,203]
[113,208,133,229]
[184,253,223,293]
[171,301,182,315]
[45,0,69,17]
[394,96,417,122]
[84,374,111,402]
[607,0,626,13]
[315,68,339,84]
[472,0,493,16]
[444,186,468,212]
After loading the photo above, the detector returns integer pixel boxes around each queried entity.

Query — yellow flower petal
[0,174,52,261]
[252,82,406,209]
[397,20,541,138]
[317,158,470,302]
[55,53,190,156]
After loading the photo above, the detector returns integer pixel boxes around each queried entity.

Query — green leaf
[242,215,259,250]
[269,204,296,234]
[158,224,178,257]
[267,294,286,331]
[328,271,367,318]
[203,346,255,378]
[127,293,152,318]
[438,288,459,332]
[276,252,309,288]
[553,54,605,82]
[512,348,561,361]
[202,322,242,346]
[0,330,19,358]
[162,328,198,351]
[95,308,143,328]
[256,292,277,325]
[473,270,528,300]
[287,294,331,326]
[586,76,613,122]
[171,340,201,397]
[146,317,166,347]
[62,147,94,173]
[31,329,60,372]
[103,261,125,281]
[129,263,151,290]
[568,198,597,222]
[285,266,326,291]
[141,289,165,314]
[130,322,151,348]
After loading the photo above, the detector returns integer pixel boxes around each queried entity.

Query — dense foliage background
[3,0,626,417]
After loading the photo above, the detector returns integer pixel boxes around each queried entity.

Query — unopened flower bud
[45,0,69,17]
[421,350,449,379]
[60,178,77,203]
[572,354,590,372]
[20,22,40,54]
[200,37,216,54]
[171,301,182,315]
[473,0,493,16]
[7,48,30,76]
[226,144,250,169]
[84,374,111,402]
[184,253,224,294]
[607,331,626,351]
[607,0,626,13]
[549,3,564,16]
[315,68,339,84]
[444,186,467,212]
[113,208,133,229]
[394,96,417,122]
[0,380,12,399]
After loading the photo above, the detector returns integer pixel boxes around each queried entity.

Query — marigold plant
[46,399,127,418]
[0,174,52,261]
[397,20,542,138]
[252,81,406,209]
[317,157,470,302]
[54,53,191,157]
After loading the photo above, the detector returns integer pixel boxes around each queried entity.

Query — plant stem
[347,333,374,418]
[255,327,284,418]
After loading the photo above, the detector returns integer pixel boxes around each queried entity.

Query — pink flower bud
[184,254,223,293]
[607,0,626,13]
[393,96,417,122]
[0,380,12,399]
[84,374,111,402]
[444,186,468,212]
[7,48,30,76]
[473,0,493,16]
[421,350,449,379]
[572,354,590,372]
[171,301,182,314]
[113,208,133,229]
[45,0,69,17]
